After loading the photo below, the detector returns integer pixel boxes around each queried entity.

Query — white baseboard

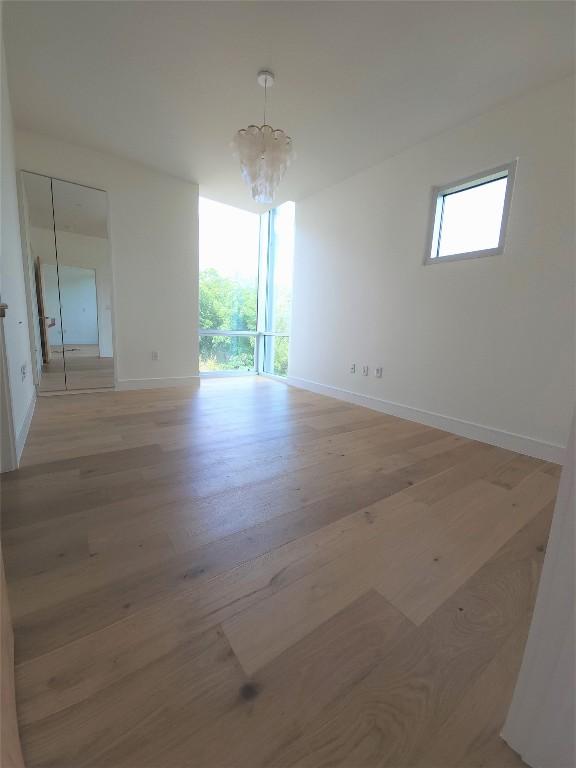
[278,375,565,464]
[116,375,200,391]
[16,392,36,464]
[259,372,288,384]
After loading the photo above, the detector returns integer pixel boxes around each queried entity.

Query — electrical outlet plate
[362,365,369,376]
[350,364,356,373]
[375,367,383,378]
[152,351,159,361]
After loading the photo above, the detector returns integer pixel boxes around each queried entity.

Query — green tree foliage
[199,268,257,332]
[199,268,289,375]
[266,335,289,376]
[199,269,256,371]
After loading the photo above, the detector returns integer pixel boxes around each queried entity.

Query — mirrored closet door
[21,172,114,392]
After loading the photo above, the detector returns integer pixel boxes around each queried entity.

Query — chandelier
[232,71,294,204]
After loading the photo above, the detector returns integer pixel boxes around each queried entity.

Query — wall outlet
[20,363,27,381]
[151,351,159,361]
[375,367,383,378]
[350,363,356,374]
[362,365,369,376]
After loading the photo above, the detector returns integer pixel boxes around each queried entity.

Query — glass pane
[266,201,295,333]
[199,198,260,331]
[21,172,66,392]
[52,179,114,389]
[263,335,289,377]
[438,176,507,257]
[199,335,255,372]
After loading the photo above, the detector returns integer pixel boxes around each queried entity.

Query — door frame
[16,170,43,387]
[0,318,17,472]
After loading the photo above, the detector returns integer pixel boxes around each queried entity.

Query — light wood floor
[1,377,560,768]
[39,345,114,392]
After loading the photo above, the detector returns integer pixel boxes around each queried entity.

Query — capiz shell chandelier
[232,71,293,204]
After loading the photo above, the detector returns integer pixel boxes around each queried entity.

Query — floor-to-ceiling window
[198,197,294,376]
[198,198,260,373]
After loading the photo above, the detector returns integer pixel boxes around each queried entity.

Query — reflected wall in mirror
[52,179,114,390]
[20,172,114,391]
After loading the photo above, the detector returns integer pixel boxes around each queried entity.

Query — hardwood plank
[0,377,560,768]
[483,452,545,490]
[4,424,451,552]
[19,626,244,768]
[2,515,89,580]
[284,503,553,768]
[89,591,414,768]
[378,471,558,624]
[1,544,25,768]
[221,481,506,673]
[12,491,418,662]
[414,616,530,767]
[403,443,516,504]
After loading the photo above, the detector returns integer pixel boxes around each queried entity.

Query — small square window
[425,162,516,264]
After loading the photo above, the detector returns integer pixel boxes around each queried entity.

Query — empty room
[0,2,574,768]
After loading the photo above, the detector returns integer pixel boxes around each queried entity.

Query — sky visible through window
[437,177,507,258]
[199,197,260,281]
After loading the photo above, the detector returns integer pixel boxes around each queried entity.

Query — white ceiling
[5,1,574,212]
[23,171,109,239]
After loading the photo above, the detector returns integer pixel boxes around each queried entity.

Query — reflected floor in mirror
[40,345,114,391]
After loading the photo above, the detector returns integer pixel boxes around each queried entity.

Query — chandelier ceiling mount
[232,70,294,205]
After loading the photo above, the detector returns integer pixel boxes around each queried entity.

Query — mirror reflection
[21,172,114,391]
[21,172,66,391]
[52,179,114,390]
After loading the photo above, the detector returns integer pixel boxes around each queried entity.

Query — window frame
[259,204,293,377]
[424,160,517,265]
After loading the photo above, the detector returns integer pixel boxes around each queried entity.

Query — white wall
[0,36,35,462]
[16,131,199,388]
[42,263,99,347]
[59,266,98,346]
[290,76,575,459]
[502,411,574,768]
[31,226,114,358]
[57,232,112,356]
